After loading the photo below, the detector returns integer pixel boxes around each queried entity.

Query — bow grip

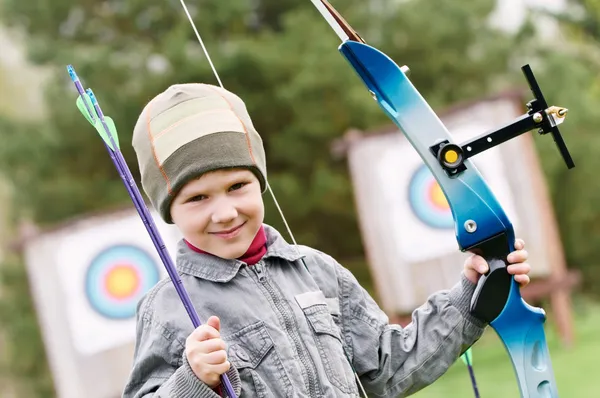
[469,234,559,398]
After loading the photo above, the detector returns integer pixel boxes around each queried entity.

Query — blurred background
[0,0,598,397]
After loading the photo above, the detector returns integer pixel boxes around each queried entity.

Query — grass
[412,298,599,397]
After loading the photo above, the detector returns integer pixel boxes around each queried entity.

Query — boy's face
[170,168,265,259]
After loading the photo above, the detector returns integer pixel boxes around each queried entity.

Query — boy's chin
[211,241,252,260]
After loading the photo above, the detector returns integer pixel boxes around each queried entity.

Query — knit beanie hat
[131,83,267,224]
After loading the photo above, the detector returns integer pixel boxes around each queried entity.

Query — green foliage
[0,255,55,397]
[498,0,600,296]
[550,0,600,42]
[535,55,600,296]
[528,1,600,296]
[0,0,519,257]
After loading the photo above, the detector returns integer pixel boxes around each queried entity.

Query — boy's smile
[209,221,246,239]
[170,168,264,259]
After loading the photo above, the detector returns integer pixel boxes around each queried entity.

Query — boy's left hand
[463,238,531,287]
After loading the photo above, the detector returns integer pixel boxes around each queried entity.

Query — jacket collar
[175,224,305,282]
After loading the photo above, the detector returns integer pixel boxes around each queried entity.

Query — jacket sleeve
[121,302,242,398]
[332,257,487,397]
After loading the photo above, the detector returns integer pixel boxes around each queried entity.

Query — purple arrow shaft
[89,93,202,325]
[67,66,237,397]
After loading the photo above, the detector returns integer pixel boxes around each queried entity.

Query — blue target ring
[85,244,159,320]
[408,164,454,229]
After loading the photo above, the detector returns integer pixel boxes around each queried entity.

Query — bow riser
[338,40,559,398]
[339,41,514,249]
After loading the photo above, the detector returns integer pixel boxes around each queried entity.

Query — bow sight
[431,64,575,176]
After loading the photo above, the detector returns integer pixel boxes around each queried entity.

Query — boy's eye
[184,181,248,202]
[229,182,247,191]
[187,194,207,203]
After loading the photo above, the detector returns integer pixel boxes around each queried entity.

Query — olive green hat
[132,83,267,223]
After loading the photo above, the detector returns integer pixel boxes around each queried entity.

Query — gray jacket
[122,225,486,397]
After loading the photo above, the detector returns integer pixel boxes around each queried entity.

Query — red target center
[104,264,140,300]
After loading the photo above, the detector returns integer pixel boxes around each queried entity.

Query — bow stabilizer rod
[310,1,574,397]
[429,64,573,175]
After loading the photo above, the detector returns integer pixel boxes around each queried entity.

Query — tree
[0,26,54,398]
[0,0,519,253]
[523,0,600,296]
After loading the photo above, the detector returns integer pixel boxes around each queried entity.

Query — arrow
[461,348,480,397]
[66,65,238,398]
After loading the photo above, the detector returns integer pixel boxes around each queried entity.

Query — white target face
[54,210,181,355]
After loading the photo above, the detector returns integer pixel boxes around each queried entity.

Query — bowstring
[178,0,299,250]
[177,1,369,397]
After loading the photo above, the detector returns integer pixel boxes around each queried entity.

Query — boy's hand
[463,238,531,286]
[185,316,230,388]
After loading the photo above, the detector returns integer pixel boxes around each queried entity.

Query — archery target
[53,208,182,356]
[85,244,160,320]
[408,164,453,229]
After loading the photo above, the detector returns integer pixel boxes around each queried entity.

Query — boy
[122,83,531,397]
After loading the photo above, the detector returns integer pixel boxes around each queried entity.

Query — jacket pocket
[296,292,359,395]
[225,320,294,398]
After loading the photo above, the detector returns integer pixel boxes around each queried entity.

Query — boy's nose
[211,203,238,224]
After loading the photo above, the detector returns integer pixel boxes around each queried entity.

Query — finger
[507,249,528,264]
[207,316,220,332]
[507,262,531,275]
[197,364,229,387]
[189,324,220,342]
[187,338,227,356]
[198,338,227,354]
[466,254,489,274]
[202,349,229,365]
[514,274,530,286]
[206,360,231,375]
[514,238,525,250]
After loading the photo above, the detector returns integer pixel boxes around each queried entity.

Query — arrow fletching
[85,88,121,151]
[95,115,120,151]
[76,94,96,126]
[74,88,120,151]
[461,347,473,366]
[68,65,96,125]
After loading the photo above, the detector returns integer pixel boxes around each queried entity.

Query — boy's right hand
[185,315,231,388]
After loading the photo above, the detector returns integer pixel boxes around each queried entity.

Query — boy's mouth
[210,222,246,239]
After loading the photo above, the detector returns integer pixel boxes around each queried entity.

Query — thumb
[206,315,220,332]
